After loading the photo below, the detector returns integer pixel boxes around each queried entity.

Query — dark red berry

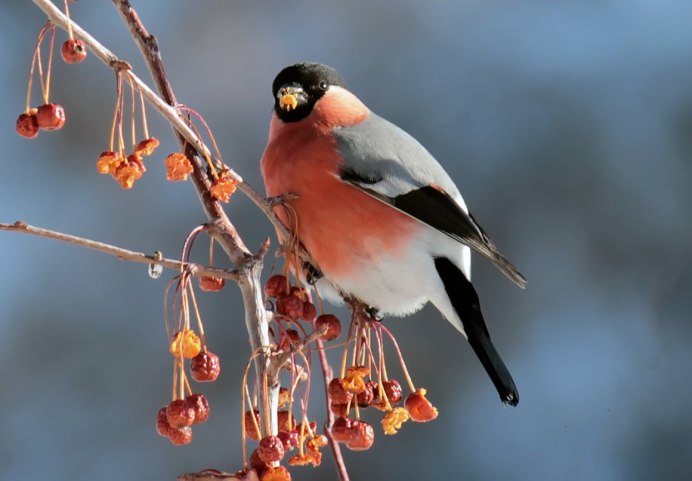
[278,430,299,450]
[278,329,301,351]
[276,295,303,320]
[244,409,261,440]
[302,301,317,322]
[16,111,39,138]
[382,379,403,405]
[357,381,377,407]
[345,420,374,451]
[257,435,285,463]
[328,378,354,404]
[191,350,221,382]
[36,103,66,131]
[186,393,210,424]
[61,39,87,64]
[249,449,268,474]
[331,416,355,443]
[315,314,341,341]
[166,399,195,428]
[277,410,296,433]
[198,276,225,292]
[265,274,289,298]
[156,407,171,437]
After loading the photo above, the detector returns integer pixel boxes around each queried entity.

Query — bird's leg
[303,261,323,284]
[366,306,383,321]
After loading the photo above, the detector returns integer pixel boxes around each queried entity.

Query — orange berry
[169,329,202,359]
[96,150,124,175]
[210,169,238,202]
[61,39,87,64]
[260,465,291,481]
[315,314,341,341]
[198,275,225,292]
[114,154,145,189]
[405,388,439,422]
[36,103,66,131]
[16,111,39,139]
[134,137,160,156]
[165,152,194,181]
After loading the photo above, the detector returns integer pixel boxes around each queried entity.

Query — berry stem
[63,0,74,40]
[43,25,56,104]
[25,23,51,111]
[138,87,149,139]
[187,282,207,348]
[128,76,137,151]
[378,323,416,393]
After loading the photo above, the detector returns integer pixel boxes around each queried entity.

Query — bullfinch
[260,62,526,406]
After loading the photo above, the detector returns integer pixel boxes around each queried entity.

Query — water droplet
[148,262,163,279]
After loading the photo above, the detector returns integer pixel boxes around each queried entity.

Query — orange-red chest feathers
[260,88,419,279]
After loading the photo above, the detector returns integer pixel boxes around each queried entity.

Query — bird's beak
[277,85,307,112]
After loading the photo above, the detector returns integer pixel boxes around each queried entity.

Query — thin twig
[0,221,239,281]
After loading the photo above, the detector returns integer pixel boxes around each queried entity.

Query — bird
[260,62,526,406]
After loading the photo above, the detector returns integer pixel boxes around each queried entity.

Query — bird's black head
[272,63,345,123]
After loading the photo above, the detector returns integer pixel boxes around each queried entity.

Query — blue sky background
[1,1,692,480]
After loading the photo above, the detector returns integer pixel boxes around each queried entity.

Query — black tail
[434,257,519,406]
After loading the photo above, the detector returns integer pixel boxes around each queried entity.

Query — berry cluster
[158,267,222,446]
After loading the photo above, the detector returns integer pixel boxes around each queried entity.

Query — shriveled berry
[277,410,296,433]
[405,388,439,422]
[278,387,290,408]
[191,350,221,382]
[331,417,354,443]
[345,420,374,451]
[265,274,289,298]
[61,39,87,63]
[16,111,39,139]
[134,137,159,156]
[328,378,354,404]
[257,435,285,463]
[166,399,195,428]
[278,430,299,450]
[302,302,317,322]
[276,295,303,320]
[198,276,225,292]
[168,426,193,446]
[357,380,377,407]
[36,103,66,131]
[165,152,194,181]
[186,393,210,424]
[382,379,403,405]
[169,329,201,359]
[114,154,145,189]
[156,407,171,437]
[210,169,238,202]
[315,314,341,341]
[260,465,291,481]
[244,409,261,440]
[96,150,124,175]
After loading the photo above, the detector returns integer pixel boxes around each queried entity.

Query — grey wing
[333,114,526,288]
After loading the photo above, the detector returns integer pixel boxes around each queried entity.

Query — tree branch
[0,221,240,281]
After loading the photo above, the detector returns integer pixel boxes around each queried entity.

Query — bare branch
[0,221,239,281]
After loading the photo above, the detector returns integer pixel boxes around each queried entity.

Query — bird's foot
[266,192,299,207]
[366,306,383,321]
[303,262,323,284]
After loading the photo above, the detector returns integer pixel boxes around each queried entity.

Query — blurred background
[2,1,691,480]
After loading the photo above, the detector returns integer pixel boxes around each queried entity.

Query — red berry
[166,399,195,428]
[265,274,289,298]
[168,426,193,446]
[278,329,301,351]
[244,409,261,440]
[16,111,39,138]
[328,378,354,404]
[382,379,403,405]
[36,103,66,131]
[331,416,355,443]
[302,302,317,322]
[405,388,439,422]
[156,407,171,437]
[191,350,221,382]
[315,314,341,341]
[186,393,210,424]
[278,430,299,450]
[198,276,225,292]
[345,420,374,451]
[250,449,268,474]
[257,435,285,463]
[61,39,87,64]
[276,295,303,320]
[357,381,377,407]
[289,286,308,302]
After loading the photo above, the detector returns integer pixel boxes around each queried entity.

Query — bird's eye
[318,81,328,90]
